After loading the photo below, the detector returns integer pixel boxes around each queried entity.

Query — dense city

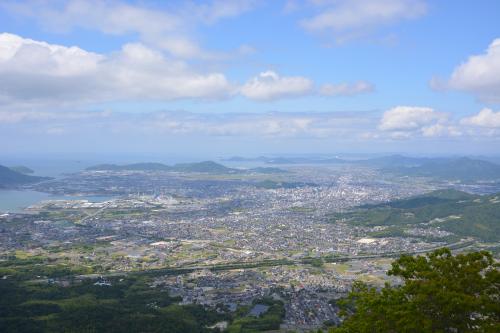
[1,162,489,331]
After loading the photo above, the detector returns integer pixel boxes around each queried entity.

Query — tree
[331,248,500,333]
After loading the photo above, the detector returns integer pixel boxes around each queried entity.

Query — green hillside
[331,189,500,242]
[247,167,288,174]
[392,157,500,181]
[85,161,287,174]
[86,163,173,171]
[8,166,34,174]
[362,156,500,182]
[171,161,234,173]
[0,165,50,188]
[86,161,234,173]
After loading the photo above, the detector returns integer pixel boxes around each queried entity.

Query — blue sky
[0,0,500,157]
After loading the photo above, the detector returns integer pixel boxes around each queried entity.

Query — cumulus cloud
[460,108,500,128]
[240,71,314,101]
[1,0,257,59]
[240,71,374,101]
[0,33,233,106]
[300,0,427,42]
[421,124,461,137]
[378,106,446,131]
[443,39,500,103]
[0,32,379,108]
[0,33,373,106]
[319,81,374,96]
[374,106,500,139]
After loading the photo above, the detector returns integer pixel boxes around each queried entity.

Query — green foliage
[310,258,325,268]
[332,189,500,242]
[331,249,500,333]
[254,179,317,189]
[227,298,285,333]
[0,275,224,333]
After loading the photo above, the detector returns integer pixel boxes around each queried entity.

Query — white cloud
[0,33,102,75]
[319,81,374,96]
[421,124,461,137]
[378,106,445,131]
[300,0,427,41]
[1,0,258,59]
[240,71,314,101]
[240,71,372,101]
[0,33,233,106]
[461,108,500,128]
[0,33,375,107]
[445,39,500,103]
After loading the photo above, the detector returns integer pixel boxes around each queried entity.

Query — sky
[0,0,500,158]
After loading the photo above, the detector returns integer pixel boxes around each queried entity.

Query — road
[78,239,475,279]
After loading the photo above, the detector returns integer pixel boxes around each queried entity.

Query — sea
[0,156,117,213]
[0,190,113,213]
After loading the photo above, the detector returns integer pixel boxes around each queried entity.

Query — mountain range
[225,155,500,182]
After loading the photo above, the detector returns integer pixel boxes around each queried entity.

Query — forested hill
[382,157,500,181]
[0,164,50,188]
[85,161,286,174]
[86,161,236,173]
[331,189,500,242]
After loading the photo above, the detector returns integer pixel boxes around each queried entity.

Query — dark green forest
[331,189,500,242]
[0,256,285,333]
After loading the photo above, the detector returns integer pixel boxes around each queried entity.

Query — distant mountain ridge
[85,161,287,174]
[377,156,500,181]
[0,164,51,188]
[225,155,500,181]
[396,157,500,181]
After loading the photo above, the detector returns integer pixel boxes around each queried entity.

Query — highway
[83,239,475,279]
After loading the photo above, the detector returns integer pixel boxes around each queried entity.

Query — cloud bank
[2,106,499,143]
